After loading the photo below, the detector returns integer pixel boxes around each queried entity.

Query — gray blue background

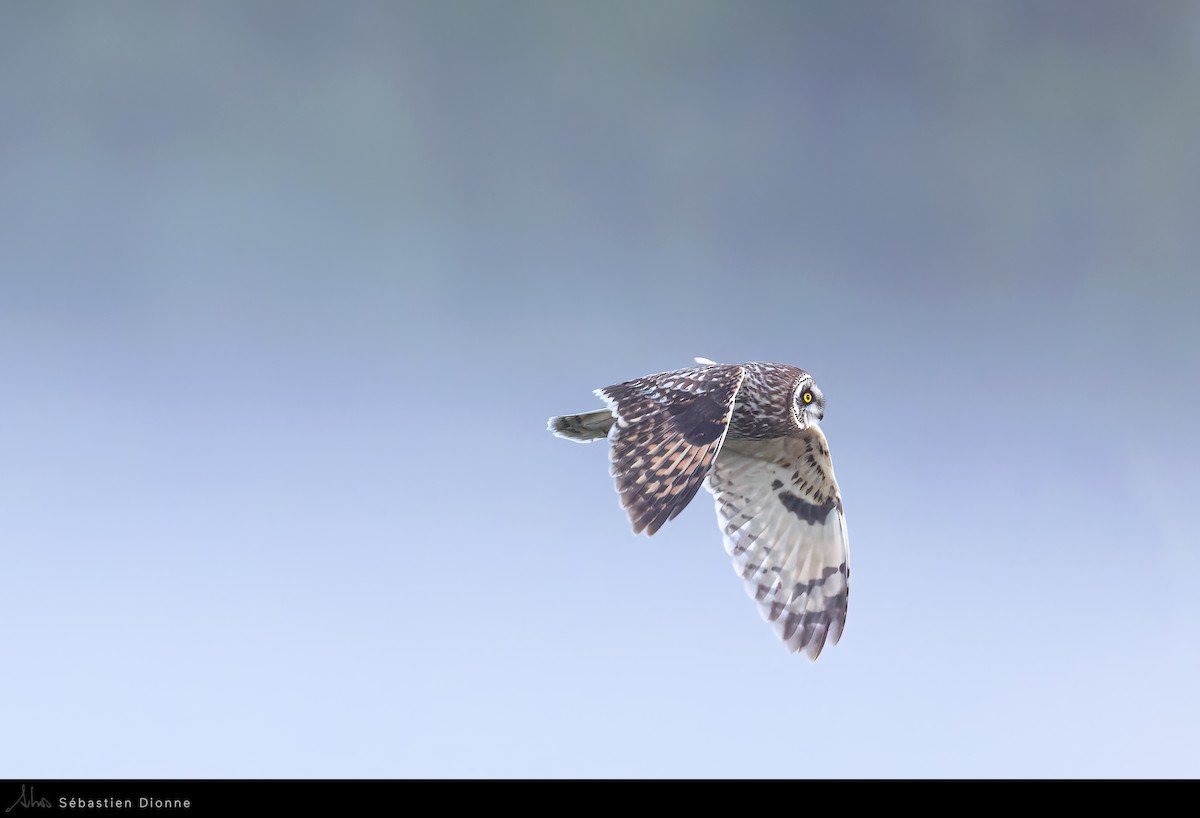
[3,1,1198,777]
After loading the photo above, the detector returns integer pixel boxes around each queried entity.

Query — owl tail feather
[548,409,615,442]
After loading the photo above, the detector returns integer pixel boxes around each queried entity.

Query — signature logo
[5,786,51,813]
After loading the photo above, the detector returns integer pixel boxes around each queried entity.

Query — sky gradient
[3,1,1198,777]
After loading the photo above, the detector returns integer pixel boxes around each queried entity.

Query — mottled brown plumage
[597,363,745,535]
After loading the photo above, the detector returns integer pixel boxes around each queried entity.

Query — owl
[549,358,849,659]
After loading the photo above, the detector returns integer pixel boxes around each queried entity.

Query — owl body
[549,359,849,659]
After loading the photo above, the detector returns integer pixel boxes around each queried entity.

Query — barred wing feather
[705,428,849,658]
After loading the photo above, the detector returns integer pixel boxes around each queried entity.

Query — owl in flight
[549,359,849,659]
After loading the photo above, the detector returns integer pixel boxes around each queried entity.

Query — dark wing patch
[597,364,746,536]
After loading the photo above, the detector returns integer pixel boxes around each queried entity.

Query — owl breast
[727,362,804,440]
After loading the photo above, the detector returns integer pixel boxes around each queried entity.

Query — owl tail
[548,409,615,442]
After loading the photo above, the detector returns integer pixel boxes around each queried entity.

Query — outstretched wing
[705,427,849,659]
[598,364,746,536]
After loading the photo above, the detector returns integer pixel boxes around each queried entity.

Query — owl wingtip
[693,356,718,365]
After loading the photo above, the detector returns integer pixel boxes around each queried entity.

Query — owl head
[792,374,825,430]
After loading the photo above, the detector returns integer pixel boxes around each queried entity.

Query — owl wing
[704,427,849,659]
[597,364,747,536]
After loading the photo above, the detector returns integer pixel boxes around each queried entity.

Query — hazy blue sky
[3,1,1198,777]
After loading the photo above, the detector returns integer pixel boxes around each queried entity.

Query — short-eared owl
[549,358,849,659]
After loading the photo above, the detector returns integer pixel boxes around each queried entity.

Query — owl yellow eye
[802,391,813,404]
